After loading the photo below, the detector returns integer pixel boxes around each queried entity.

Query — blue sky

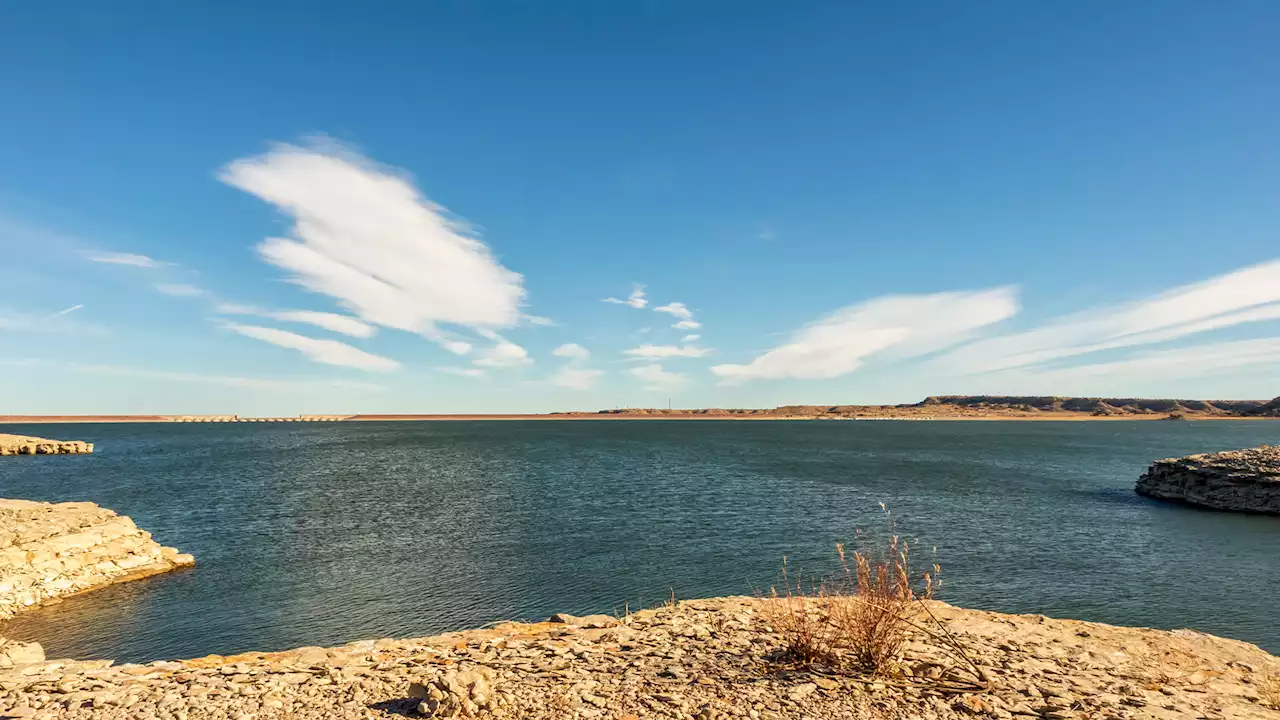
[2,1,1278,415]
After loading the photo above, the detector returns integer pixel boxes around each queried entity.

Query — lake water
[1,420,1277,662]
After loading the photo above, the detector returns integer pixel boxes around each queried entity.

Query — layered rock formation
[1136,446,1280,514]
[0,435,93,456]
[0,597,1276,719]
[0,499,193,620]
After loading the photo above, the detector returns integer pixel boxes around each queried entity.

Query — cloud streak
[933,259,1280,375]
[215,304,376,338]
[222,322,399,372]
[155,283,206,297]
[623,344,712,359]
[48,304,84,318]
[712,288,1018,383]
[69,362,386,392]
[86,252,163,268]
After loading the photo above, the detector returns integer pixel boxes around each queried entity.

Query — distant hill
[913,396,1270,416]
[1243,397,1280,417]
[572,396,1275,419]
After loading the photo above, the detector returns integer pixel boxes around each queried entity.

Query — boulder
[0,639,45,667]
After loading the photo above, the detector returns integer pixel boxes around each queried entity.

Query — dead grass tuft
[763,507,990,691]
[763,507,937,674]
[830,533,934,673]
[1259,673,1280,709]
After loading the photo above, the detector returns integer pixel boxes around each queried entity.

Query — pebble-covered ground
[1,597,1277,720]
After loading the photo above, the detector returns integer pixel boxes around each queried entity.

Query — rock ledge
[1136,445,1280,514]
[0,499,193,621]
[0,434,93,456]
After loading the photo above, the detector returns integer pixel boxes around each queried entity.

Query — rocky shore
[0,597,1276,719]
[0,436,92,457]
[0,499,193,624]
[1136,445,1280,514]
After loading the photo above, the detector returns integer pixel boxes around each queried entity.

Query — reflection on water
[1,419,1277,662]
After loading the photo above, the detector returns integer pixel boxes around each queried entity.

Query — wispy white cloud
[215,304,375,338]
[268,310,376,338]
[69,362,386,392]
[653,302,693,320]
[628,363,687,391]
[522,313,557,327]
[933,260,1280,375]
[551,366,604,390]
[549,342,601,389]
[712,288,1018,384]
[654,301,703,331]
[214,302,257,315]
[0,308,105,335]
[438,366,487,378]
[473,339,531,368]
[623,344,712,359]
[681,334,701,342]
[603,284,647,309]
[222,322,399,372]
[155,283,206,297]
[220,140,526,353]
[552,343,591,361]
[1026,337,1280,383]
[86,251,163,268]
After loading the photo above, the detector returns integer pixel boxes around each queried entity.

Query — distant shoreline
[3,394,1275,424]
[1,413,1276,424]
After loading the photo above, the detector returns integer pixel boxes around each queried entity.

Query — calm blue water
[1,420,1277,662]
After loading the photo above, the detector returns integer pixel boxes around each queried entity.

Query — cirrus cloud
[711,287,1018,384]
[86,251,164,268]
[221,321,399,372]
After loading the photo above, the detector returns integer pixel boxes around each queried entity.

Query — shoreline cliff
[1136,445,1280,514]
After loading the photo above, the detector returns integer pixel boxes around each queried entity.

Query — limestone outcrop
[1136,445,1280,514]
[0,499,193,620]
[0,434,93,456]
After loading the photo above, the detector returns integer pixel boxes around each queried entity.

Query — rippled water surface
[1,419,1277,661]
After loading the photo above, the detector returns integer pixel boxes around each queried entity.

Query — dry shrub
[831,534,936,673]
[1260,674,1280,709]
[763,508,939,675]
[763,559,846,666]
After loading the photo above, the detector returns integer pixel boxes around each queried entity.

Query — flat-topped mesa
[0,434,93,456]
[0,499,193,623]
[1136,445,1280,514]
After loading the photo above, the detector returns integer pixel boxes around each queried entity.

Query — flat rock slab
[0,434,93,456]
[1137,445,1280,514]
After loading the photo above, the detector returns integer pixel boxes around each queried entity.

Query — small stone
[812,676,839,691]
[789,683,817,701]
